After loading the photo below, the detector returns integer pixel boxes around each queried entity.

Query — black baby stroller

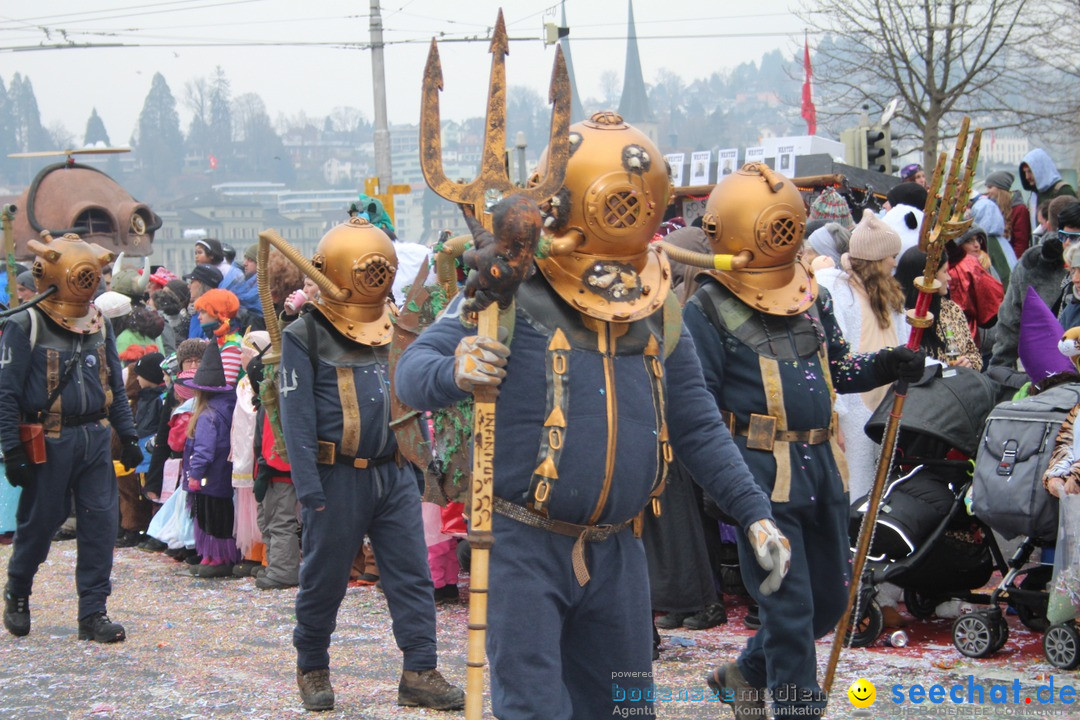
[844,365,1002,648]
[951,380,1080,667]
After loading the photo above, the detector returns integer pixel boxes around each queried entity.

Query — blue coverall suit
[395,274,774,719]
[278,312,438,674]
[0,308,136,620]
[684,279,894,718]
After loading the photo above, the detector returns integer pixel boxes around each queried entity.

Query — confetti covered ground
[0,542,1074,720]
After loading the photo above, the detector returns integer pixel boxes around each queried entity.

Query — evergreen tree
[232,92,293,183]
[84,108,110,146]
[9,73,51,152]
[134,72,183,177]
[0,77,16,179]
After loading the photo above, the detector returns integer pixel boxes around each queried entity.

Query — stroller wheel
[989,614,1009,653]
[903,589,943,621]
[845,599,884,648]
[1043,622,1080,671]
[953,613,998,658]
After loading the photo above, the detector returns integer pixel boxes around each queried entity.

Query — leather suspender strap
[336,368,361,458]
[526,328,571,516]
[759,356,793,502]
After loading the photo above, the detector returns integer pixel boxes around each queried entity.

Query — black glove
[247,357,265,398]
[120,436,143,472]
[1042,237,1063,262]
[874,346,926,384]
[4,445,36,488]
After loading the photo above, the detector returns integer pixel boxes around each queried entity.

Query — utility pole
[370,0,392,192]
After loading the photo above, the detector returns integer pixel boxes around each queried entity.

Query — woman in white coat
[816,209,910,502]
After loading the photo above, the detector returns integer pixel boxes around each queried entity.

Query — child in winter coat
[231,331,272,577]
[252,399,299,590]
[131,353,167,476]
[178,343,240,578]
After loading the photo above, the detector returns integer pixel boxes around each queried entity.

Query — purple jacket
[183,392,236,499]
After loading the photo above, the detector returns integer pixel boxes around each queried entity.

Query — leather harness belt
[62,409,108,427]
[315,439,399,469]
[721,410,831,447]
[493,496,633,587]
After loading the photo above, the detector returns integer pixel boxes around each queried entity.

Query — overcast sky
[1,0,805,145]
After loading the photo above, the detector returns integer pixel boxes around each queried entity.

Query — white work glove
[284,289,308,315]
[747,519,791,596]
[453,335,510,393]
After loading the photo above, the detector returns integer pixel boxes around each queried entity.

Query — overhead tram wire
[0,0,270,29]
[0,26,816,53]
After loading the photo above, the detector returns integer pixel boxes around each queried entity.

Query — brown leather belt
[721,410,831,448]
[493,496,633,587]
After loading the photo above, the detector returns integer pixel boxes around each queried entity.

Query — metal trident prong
[420,8,571,222]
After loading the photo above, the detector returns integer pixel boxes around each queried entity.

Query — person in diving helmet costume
[395,111,792,719]
[1,232,140,643]
[273,216,464,712]
[667,164,925,718]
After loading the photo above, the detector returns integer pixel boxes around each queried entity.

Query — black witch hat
[177,342,233,393]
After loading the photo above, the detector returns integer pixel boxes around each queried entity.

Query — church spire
[617,0,653,123]
[559,0,586,123]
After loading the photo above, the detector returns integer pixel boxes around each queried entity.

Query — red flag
[801,33,817,136]
[209,154,218,170]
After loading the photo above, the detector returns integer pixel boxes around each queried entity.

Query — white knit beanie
[94,291,132,319]
[848,209,902,261]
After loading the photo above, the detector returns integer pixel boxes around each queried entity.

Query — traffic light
[866,125,899,174]
[840,127,867,169]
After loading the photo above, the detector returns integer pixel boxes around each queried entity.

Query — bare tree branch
[798,0,1075,167]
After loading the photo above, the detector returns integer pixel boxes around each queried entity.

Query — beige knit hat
[848,208,902,261]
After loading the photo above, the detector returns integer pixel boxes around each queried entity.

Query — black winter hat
[184,264,223,289]
[133,352,166,386]
[886,182,928,210]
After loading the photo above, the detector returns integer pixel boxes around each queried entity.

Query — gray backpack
[971,383,1079,545]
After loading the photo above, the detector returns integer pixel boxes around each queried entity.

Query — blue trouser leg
[365,464,437,671]
[736,498,849,717]
[487,514,654,720]
[294,463,436,672]
[72,425,119,619]
[8,425,117,619]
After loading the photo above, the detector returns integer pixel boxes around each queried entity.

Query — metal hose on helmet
[658,242,753,271]
[257,229,348,304]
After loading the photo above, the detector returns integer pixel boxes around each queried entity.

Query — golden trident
[823,118,981,700]
[419,10,571,719]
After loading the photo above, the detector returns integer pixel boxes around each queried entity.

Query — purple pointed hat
[177,342,233,393]
[1018,286,1073,382]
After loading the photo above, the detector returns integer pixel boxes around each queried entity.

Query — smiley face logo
[848,678,876,708]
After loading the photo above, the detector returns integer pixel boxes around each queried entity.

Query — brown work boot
[296,667,334,711]
[707,662,766,719]
[397,668,465,711]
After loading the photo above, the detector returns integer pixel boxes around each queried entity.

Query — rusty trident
[419,10,570,718]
